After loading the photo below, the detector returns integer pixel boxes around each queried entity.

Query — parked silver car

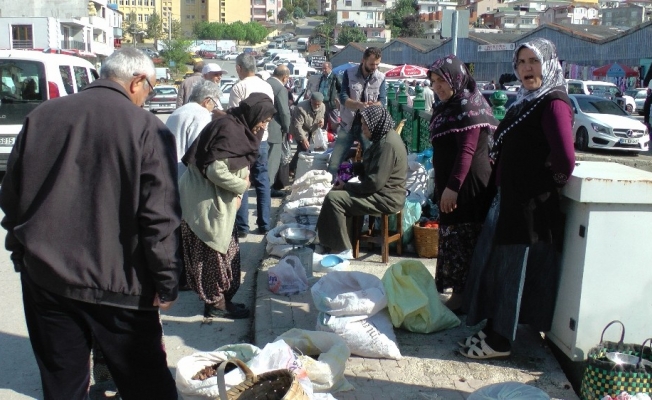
[624,88,648,115]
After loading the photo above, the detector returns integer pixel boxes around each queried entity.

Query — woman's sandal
[457,330,487,348]
[459,339,511,360]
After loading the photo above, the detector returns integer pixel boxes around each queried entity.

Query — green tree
[324,11,336,26]
[146,12,165,49]
[293,7,305,19]
[313,23,334,39]
[337,26,366,45]
[401,14,424,38]
[171,19,185,39]
[278,9,289,22]
[226,21,247,43]
[123,11,140,44]
[386,0,419,37]
[160,38,194,75]
[244,22,268,45]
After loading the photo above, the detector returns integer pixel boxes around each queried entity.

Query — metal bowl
[279,227,316,246]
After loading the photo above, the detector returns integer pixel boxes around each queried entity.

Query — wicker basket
[217,358,308,400]
[413,223,439,258]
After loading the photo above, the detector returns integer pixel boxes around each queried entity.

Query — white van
[297,38,310,51]
[0,50,98,170]
[272,53,306,65]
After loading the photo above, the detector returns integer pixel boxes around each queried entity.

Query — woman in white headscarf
[460,38,576,360]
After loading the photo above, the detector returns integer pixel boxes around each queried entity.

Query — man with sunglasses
[0,48,181,400]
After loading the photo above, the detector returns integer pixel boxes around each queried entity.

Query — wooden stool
[351,210,403,264]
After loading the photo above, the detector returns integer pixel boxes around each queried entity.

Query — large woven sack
[217,359,308,400]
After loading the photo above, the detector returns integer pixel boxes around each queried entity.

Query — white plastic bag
[268,255,309,295]
[175,344,259,400]
[296,151,331,181]
[288,183,331,202]
[276,328,354,393]
[292,169,333,190]
[311,271,387,317]
[316,309,402,360]
[248,340,313,398]
[311,128,328,151]
[468,382,550,400]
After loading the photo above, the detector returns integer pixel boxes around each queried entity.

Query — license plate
[0,136,15,146]
[620,138,639,145]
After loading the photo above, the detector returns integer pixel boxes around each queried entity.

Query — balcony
[61,40,87,51]
[11,40,33,49]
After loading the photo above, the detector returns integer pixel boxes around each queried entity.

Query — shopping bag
[381,260,460,333]
[580,321,652,400]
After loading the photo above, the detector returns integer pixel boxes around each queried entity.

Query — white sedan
[569,94,649,153]
[222,53,240,61]
[220,82,235,108]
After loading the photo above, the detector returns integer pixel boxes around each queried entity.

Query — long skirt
[435,222,483,294]
[180,221,241,309]
[464,192,562,341]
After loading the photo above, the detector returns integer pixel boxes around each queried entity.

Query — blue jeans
[327,126,369,177]
[236,141,271,233]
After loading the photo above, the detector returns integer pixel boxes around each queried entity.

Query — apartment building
[107,0,182,38]
[541,3,599,25]
[334,0,391,42]
[0,0,123,61]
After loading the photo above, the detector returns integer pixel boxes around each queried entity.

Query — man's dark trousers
[21,272,177,400]
[236,140,271,232]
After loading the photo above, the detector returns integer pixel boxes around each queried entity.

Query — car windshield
[587,85,619,97]
[576,97,628,116]
[155,87,177,95]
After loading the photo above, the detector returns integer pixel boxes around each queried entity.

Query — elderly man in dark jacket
[0,48,182,400]
[267,65,292,192]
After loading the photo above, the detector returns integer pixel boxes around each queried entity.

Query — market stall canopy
[592,63,639,78]
[384,64,429,79]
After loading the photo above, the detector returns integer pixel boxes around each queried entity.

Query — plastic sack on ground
[311,271,387,317]
[266,223,314,258]
[405,161,429,205]
[288,184,331,202]
[175,344,259,400]
[468,382,550,400]
[268,255,309,295]
[384,198,421,247]
[276,328,354,393]
[381,260,460,333]
[311,128,329,151]
[292,169,333,191]
[296,151,331,181]
[316,309,402,360]
[280,213,320,227]
[285,197,324,211]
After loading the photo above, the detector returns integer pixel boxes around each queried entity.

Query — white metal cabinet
[547,161,652,361]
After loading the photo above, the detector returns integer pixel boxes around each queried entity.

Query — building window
[373,31,380,37]
[138,14,143,21]
[144,14,149,21]
[342,11,349,18]
[138,0,143,5]
[363,1,371,5]
[119,0,124,4]
[367,12,373,19]
[345,0,351,6]
[131,0,136,5]
[11,25,33,49]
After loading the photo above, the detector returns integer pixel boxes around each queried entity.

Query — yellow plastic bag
[381,260,460,333]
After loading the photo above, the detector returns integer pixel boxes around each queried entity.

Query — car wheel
[151,110,157,114]
[575,127,589,151]
[626,104,633,113]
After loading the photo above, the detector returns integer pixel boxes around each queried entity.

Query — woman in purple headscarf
[427,55,498,313]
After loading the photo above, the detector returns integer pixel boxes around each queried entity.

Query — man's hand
[153,294,175,311]
[439,188,458,214]
[301,139,310,150]
[316,119,324,127]
[332,180,345,190]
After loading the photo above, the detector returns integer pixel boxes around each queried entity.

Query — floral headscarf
[360,106,395,143]
[509,38,567,113]
[427,55,497,140]
[489,39,568,162]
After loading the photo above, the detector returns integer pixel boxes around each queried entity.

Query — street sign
[478,43,515,52]
[310,56,327,69]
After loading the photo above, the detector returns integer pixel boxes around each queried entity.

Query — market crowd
[0,38,575,398]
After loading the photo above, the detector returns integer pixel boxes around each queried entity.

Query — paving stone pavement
[254,199,580,400]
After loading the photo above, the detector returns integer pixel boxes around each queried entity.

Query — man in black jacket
[318,62,341,132]
[0,48,182,400]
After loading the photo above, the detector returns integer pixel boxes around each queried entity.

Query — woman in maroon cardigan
[428,55,498,313]
[461,38,576,360]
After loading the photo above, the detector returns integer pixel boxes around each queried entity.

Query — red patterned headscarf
[427,55,498,140]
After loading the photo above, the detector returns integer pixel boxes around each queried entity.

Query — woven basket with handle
[217,358,308,400]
